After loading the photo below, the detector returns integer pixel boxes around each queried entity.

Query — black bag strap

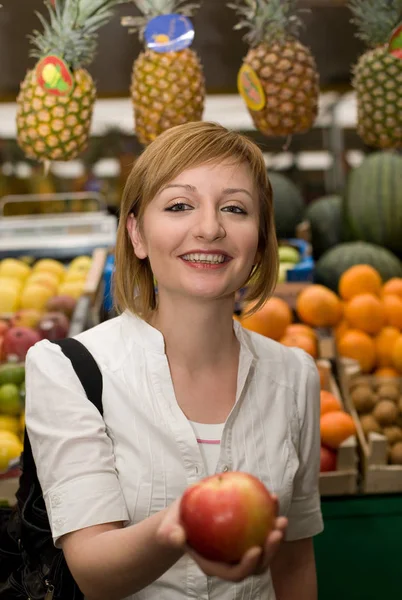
[21,339,103,489]
[51,338,103,416]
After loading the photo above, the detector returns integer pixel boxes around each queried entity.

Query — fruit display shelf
[339,358,402,495]
[317,359,358,496]
[0,192,117,260]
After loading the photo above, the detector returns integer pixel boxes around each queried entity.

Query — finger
[256,529,284,573]
[274,516,288,533]
[185,545,262,582]
[270,494,280,516]
[156,524,186,548]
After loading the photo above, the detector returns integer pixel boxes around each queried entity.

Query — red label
[36,55,74,96]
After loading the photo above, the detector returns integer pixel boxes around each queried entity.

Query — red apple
[37,312,70,341]
[180,471,276,563]
[0,320,9,336]
[3,327,41,361]
[320,446,337,472]
[46,295,77,318]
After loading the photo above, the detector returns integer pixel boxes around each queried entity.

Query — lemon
[0,416,20,435]
[33,258,65,281]
[20,283,53,311]
[0,285,20,313]
[58,280,85,299]
[68,256,92,272]
[0,277,23,293]
[26,271,59,293]
[0,435,23,473]
[0,259,31,281]
[63,270,88,283]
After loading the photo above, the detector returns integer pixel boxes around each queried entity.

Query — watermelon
[315,241,402,292]
[305,195,342,259]
[344,152,402,256]
[268,171,304,239]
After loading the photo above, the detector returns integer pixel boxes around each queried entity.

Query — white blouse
[25,311,323,600]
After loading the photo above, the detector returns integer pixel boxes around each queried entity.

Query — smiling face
[127,160,260,304]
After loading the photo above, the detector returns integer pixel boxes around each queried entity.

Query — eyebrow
[160,184,253,199]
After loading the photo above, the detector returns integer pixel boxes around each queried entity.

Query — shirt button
[222,465,229,472]
[194,465,200,474]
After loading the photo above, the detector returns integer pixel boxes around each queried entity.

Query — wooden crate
[317,359,358,496]
[338,358,402,495]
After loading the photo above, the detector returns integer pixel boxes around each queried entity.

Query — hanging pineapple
[228,0,320,138]
[16,0,119,163]
[349,0,402,149]
[122,0,205,145]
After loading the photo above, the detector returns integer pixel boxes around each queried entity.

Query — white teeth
[181,253,226,264]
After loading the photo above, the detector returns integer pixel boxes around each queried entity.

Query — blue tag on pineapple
[144,14,194,53]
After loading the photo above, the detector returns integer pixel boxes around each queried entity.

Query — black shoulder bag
[0,338,103,600]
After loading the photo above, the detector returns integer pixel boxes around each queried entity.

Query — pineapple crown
[30,0,122,69]
[349,0,402,47]
[121,0,199,38]
[227,0,307,46]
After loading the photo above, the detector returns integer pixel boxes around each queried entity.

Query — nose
[194,205,226,242]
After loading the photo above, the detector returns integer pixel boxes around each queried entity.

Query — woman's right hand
[156,496,288,583]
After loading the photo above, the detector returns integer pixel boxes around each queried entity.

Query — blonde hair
[114,121,278,318]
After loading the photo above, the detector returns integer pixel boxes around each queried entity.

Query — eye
[222,205,247,214]
[165,201,193,212]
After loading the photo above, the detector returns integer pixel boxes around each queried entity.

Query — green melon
[268,171,304,239]
[305,195,342,259]
[344,152,402,255]
[315,241,402,292]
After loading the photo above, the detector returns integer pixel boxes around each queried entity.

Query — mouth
[179,252,232,265]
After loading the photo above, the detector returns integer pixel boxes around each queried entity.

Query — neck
[149,293,239,371]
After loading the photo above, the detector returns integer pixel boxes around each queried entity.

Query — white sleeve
[25,340,129,547]
[285,351,324,541]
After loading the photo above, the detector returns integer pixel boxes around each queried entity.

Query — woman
[25,121,323,600]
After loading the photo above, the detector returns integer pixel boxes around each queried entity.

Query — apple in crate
[3,327,41,360]
[320,446,337,472]
[37,312,70,341]
[180,471,276,563]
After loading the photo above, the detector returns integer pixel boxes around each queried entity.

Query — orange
[338,329,376,373]
[374,367,400,378]
[339,264,382,300]
[279,333,317,358]
[320,411,356,449]
[285,323,317,342]
[382,294,402,329]
[391,334,402,373]
[296,284,342,328]
[320,390,342,415]
[374,326,400,368]
[344,293,385,335]
[241,297,292,341]
[382,278,402,298]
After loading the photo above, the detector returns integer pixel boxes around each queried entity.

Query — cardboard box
[338,358,402,494]
[317,359,358,496]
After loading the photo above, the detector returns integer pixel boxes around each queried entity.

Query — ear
[127,213,148,259]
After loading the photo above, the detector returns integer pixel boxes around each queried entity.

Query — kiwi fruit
[372,400,399,426]
[383,426,402,446]
[389,442,402,465]
[377,384,400,403]
[360,414,382,437]
[350,386,376,414]
[350,377,372,391]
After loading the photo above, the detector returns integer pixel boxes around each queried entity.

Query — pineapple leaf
[29,0,123,69]
[227,0,306,46]
[348,0,402,47]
